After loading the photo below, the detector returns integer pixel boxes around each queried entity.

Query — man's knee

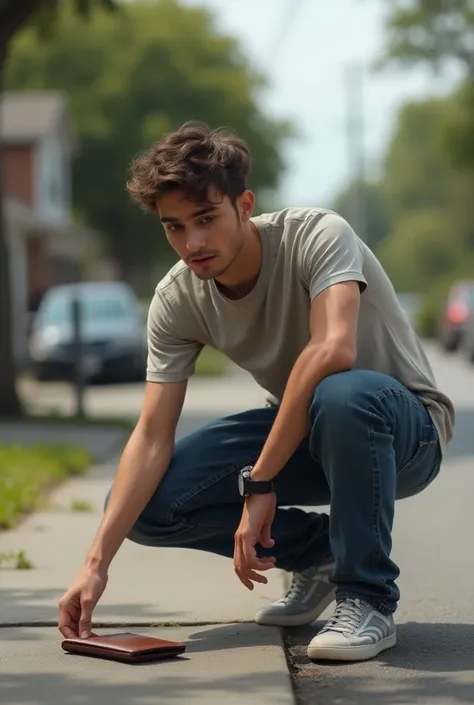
[311,369,396,422]
[311,370,363,422]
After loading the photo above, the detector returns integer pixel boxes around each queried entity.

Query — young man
[58,123,454,662]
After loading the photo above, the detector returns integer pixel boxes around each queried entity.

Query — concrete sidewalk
[0,396,295,704]
[1,624,292,705]
[0,454,287,626]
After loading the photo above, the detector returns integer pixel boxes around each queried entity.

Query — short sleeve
[146,289,203,383]
[298,213,367,300]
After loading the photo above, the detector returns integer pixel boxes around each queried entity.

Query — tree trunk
[0,1,42,417]
[0,45,23,416]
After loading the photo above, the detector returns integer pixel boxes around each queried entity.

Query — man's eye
[168,224,181,233]
[200,216,214,225]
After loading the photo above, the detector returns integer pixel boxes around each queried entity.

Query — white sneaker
[254,558,336,627]
[307,597,397,662]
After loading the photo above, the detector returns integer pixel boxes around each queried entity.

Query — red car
[438,280,474,352]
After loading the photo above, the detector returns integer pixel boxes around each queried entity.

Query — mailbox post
[71,295,85,417]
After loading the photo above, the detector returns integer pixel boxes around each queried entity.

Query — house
[1,90,112,366]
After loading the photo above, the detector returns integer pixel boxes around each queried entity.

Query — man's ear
[238,190,255,222]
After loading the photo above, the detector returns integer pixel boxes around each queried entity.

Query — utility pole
[344,63,367,242]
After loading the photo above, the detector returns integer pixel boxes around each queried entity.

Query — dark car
[437,280,474,352]
[29,281,147,383]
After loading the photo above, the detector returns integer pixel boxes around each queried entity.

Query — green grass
[0,443,92,530]
[71,499,94,513]
[195,346,229,376]
[0,550,34,570]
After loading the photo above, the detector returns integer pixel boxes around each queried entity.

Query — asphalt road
[18,342,474,704]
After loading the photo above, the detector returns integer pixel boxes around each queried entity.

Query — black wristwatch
[238,465,276,498]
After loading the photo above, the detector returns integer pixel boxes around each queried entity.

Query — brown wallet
[61,632,187,663]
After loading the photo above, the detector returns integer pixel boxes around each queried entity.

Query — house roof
[5,196,98,258]
[0,91,72,143]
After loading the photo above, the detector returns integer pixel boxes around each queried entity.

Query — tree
[381,98,474,218]
[5,1,291,285]
[378,0,474,176]
[374,1,474,327]
[379,0,474,76]
[331,179,391,251]
[377,209,464,292]
[379,95,474,245]
[0,0,115,417]
[374,95,474,291]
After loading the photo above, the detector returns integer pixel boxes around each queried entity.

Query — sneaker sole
[254,587,337,627]
[307,632,397,662]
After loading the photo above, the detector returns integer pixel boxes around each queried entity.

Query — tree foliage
[379,0,474,75]
[335,91,474,301]
[331,179,391,251]
[381,96,474,228]
[377,209,464,292]
[374,0,474,321]
[5,1,291,280]
[379,1,474,175]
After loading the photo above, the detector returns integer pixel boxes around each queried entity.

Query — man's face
[157,187,254,280]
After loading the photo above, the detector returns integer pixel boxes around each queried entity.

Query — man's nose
[186,229,207,252]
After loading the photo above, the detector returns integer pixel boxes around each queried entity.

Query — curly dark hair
[127,122,252,212]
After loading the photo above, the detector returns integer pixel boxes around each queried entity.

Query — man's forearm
[251,343,354,482]
[85,426,173,571]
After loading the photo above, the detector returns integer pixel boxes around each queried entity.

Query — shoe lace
[322,598,365,635]
[280,568,316,604]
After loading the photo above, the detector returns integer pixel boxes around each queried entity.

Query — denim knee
[311,369,400,422]
[308,369,395,460]
[310,370,367,424]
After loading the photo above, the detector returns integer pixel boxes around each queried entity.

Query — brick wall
[2,144,34,205]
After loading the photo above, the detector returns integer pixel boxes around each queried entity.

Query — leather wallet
[61,632,186,663]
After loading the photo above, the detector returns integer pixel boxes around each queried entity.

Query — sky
[182,0,459,208]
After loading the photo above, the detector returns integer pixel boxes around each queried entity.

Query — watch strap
[239,466,275,496]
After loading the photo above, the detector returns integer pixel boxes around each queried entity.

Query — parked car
[29,281,147,383]
[458,300,474,363]
[437,280,474,352]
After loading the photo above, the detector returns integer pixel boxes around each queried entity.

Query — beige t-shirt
[146,208,455,451]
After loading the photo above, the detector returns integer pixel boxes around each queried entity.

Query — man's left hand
[234,493,277,590]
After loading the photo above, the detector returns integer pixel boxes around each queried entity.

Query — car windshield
[39,295,130,325]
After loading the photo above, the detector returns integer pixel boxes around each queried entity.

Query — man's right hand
[58,566,108,639]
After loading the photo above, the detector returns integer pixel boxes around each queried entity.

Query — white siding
[36,131,71,226]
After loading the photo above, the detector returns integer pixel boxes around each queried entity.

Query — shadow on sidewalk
[0,587,186,627]
[285,620,474,704]
[0,669,290,705]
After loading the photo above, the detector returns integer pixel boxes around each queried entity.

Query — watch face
[238,467,252,497]
[238,471,244,496]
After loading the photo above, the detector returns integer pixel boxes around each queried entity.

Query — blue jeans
[107,370,442,615]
